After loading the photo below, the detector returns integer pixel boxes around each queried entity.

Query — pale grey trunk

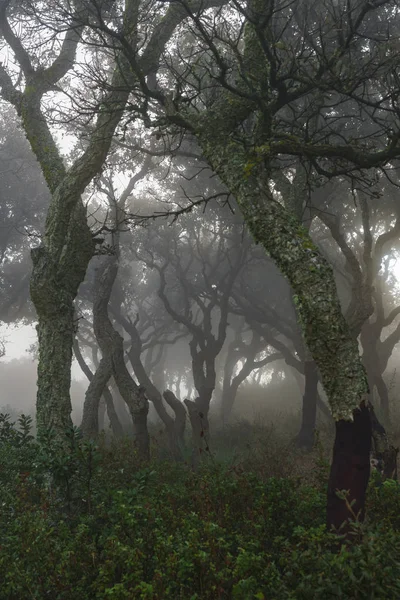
[163,389,187,454]
[89,256,149,458]
[112,298,185,457]
[129,348,183,457]
[81,355,112,437]
[74,338,123,437]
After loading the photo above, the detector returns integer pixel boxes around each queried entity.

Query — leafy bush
[0,417,399,599]
[367,473,400,531]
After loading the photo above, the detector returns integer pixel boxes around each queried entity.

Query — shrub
[0,417,399,599]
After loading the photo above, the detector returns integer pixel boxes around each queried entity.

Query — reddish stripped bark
[327,401,371,533]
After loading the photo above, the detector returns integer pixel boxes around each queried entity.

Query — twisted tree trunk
[74,338,123,437]
[195,111,372,530]
[81,256,149,458]
[163,389,187,456]
[111,299,187,458]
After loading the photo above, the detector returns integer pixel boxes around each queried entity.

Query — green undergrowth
[1,414,400,599]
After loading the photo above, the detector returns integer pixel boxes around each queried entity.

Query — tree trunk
[88,256,150,458]
[290,364,332,423]
[184,394,211,467]
[76,339,123,438]
[374,375,390,423]
[34,303,77,437]
[98,398,106,431]
[221,388,236,425]
[111,328,150,458]
[112,301,185,458]
[81,355,112,437]
[295,360,318,450]
[361,330,390,422]
[30,199,95,440]
[81,356,124,439]
[327,401,371,533]
[163,389,187,456]
[129,347,184,458]
[103,387,124,437]
[196,111,373,527]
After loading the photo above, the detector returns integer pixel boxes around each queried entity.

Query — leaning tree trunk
[112,302,185,458]
[74,338,123,437]
[361,330,390,422]
[81,355,113,437]
[81,256,149,457]
[98,398,106,431]
[373,375,390,423]
[101,257,149,456]
[295,359,319,450]
[129,348,184,459]
[195,111,373,529]
[163,389,187,456]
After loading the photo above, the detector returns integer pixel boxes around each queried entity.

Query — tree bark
[327,401,371,533]
[361,325,391,422]
[82,256,149,458]
[129,347,184,458]
[184,395,210,467]
[33,296,79,437]
[374,375,390,422]
[295,359,318,450]
[112,301,186,458]
[74,338,123,437]
[80,355,112,437]
[195,104,371,529]
[163,389,187,455]
[0,0,197,441]
[98,398,106,431]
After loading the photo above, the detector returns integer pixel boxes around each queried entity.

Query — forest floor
[1,414,400,599]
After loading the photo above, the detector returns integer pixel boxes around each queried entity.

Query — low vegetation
[1,414,400,600]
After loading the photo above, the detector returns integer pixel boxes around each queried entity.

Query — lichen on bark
[0,0,147,440]
[195,123,369,421]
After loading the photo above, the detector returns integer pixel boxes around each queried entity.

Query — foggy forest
[1,0,400,597]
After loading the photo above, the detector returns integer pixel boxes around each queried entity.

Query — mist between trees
[2,0,400,593]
